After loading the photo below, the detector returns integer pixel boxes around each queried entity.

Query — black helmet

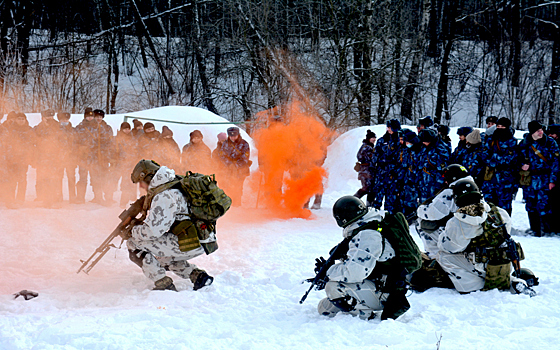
[333,196,368,228]
[452,178,482,208]
[131,159,161,184]
[513,268,539,287]
[445,164,469,184]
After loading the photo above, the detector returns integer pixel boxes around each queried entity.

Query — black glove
[315,276,329,291]
[314,257,328,274]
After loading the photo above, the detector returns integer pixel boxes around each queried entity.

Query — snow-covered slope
[1,113,559,350]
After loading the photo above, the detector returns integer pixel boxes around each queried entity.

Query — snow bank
[1,112,559,350]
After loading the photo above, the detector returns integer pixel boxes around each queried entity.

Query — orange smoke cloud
[251,101,334,219]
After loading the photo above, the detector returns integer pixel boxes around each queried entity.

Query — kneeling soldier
[125,160,214,291]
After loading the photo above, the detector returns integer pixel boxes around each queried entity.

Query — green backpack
[354,212,422,275]
[175,172,232,221]
[146,171,232,222]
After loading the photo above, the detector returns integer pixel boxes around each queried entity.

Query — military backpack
[144,171,232,254]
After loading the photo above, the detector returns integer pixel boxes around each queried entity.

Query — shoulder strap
[530,145,548,163]
[142,177,183,212]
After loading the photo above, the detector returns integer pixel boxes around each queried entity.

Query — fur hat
[133,119,143,128]
[162,125,173,137]
[365,129,376,140]
[404,131,419,143]
[93,109,105,118]
[528,120,543,135]
[486,116,498,124]
[6,111,17,120]
[144,122,155,131]
[217,132,227,142]
[84,107,94,118]
[457,126,473,136]
[547,124,560,136]
[438,124,450,137]
[418,116,434,128]
[496,117,511,128]
[190,129,203,139]
[386,119,401,131]
[41,109,55,118]
[419,129,438,143]
[227,127,240,136]
[57,112,71,121]
[466,129,482,144]
[120,122,131,130]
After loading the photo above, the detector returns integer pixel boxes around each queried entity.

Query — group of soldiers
[0,108,251,208]
[355,115,560,236]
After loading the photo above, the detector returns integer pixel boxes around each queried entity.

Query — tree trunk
[549,27,560,125]
[434,0,456,124]
[401,0,430,122]
[193,0,218,114]
[511,0,521,88]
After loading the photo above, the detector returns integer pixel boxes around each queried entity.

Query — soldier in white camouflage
[124,159,214,291]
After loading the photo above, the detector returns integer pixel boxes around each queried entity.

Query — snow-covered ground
[1,108,559,349]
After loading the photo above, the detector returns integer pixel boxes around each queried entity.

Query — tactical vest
[466,204,524,264]
[465,204,525,291]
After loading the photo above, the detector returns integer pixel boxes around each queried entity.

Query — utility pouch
[195,220,219,255]
[170,220,202,253]
[419,219,441,233]
[354,162,361,172]
[519,170,531,186]
[483,166,495,181]
[483,262,511,291]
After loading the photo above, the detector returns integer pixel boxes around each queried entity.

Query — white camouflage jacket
[417,175,475,221]
[131,166,191,241]
[327,209,396,283]
[438,201,512,253]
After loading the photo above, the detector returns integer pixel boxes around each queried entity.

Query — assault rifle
[77,196,146,274]
[299,237,351,304]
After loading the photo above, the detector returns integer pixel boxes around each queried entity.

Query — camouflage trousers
[436,251,487,293]
[418,172,444,204]
[127,233,205,282]
[481,180,515,211]
[523,174,553,216]
[318,280,388,320]
[400,180,419,218]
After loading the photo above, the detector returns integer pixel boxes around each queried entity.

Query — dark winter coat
[220,136,251,177]
[519,134,559,185]
[182,140,212,174]
[481,128,519,185]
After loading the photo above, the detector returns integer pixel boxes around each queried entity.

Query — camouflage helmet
[452,178,482,208]
[131,159,160,184]
[332,196,368,228]
[444,164,469,184]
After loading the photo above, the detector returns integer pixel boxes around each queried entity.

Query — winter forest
[1,0,559,131]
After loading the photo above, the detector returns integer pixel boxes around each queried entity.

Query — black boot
[527,211,541,237]
[541,214,553,236]
[190,269,214,291]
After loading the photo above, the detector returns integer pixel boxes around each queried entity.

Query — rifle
[77,196,146,274]
[299,237,351,304]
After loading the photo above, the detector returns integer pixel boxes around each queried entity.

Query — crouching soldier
[124,160,214,291]
[314,196,421,320]
[436,178,536,295]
